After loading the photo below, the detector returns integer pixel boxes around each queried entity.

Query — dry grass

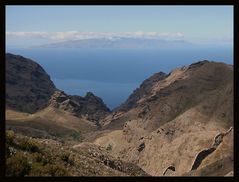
[6,106,97,140]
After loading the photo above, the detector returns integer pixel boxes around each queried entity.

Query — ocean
[6,47,233,109]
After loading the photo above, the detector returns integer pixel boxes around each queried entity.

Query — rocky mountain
[94,60,233,176]
[101,61,233,130]
[6,53,110,126]
[6,53,57,113]
[5,53,233,176]
[114,71,167,112]
[48,90,110,125]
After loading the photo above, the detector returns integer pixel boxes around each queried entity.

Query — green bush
[42,164,69,176]
[29,163,69,176]
[31,152,43,163]
[6,130,15,145]
[28,162,46,176]
[6,152,69,176]
[70,130,81,141]
[6,152,31,176]
[60,152,74,166]
[18,137,40,153]
[106,144,112,151]
[61,152,70,162]
[41,153,54,165]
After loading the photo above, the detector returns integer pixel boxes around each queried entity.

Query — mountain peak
[188,60,210,68]
[114,71,167,112]
[6,53,56,113]
[6,53,111,125]
[85,92,96,98]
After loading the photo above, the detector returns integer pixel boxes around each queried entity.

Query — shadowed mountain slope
[6,53,110,125]
[6,53,57,113]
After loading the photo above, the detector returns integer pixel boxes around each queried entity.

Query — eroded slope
[94,61,233,176]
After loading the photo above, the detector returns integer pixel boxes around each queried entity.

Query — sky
[6,5,233,47]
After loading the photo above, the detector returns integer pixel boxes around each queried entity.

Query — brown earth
[93,61,233,176]
[6,54,234,176]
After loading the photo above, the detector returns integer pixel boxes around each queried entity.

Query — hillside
[49,90,110,125]
[94,60,233,176]
[6,130,148,176]
[5,53,233,176]
[6,53,56,113]
[101,61,233,131]
[6,53,111,139]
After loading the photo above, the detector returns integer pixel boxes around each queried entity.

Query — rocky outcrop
[184,156,233,176]
[103,60,233,132]
[6,53,111,126]
[72,142,149,176]
[114,72,166,112]
[137,142,145,152]
[190,127,233,171]
[48,90,110,125]
[95,60,233,176]
[6,53,56,113]
[163,165,176,176]
[191,148,216,170]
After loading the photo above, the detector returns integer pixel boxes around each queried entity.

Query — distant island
[34,37,192,49]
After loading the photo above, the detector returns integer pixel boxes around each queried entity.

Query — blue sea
[6,47,233,109]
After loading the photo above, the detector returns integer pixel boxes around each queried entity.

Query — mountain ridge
[94,60,233,176]
[5,53,233,176]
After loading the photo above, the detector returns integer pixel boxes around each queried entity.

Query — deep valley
[5,53,234,176]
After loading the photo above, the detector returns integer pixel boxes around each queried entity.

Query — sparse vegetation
[60,152,74,166]
[5,130,147,176]
[6,130,15,145]
[29,163,69,176]
[5,130,70,176]
[70,130,82,141]
[17,137,40,153]
[6,151,31,176]
[106,143,112,151]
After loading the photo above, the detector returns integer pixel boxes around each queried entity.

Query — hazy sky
[6,5,233,47]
